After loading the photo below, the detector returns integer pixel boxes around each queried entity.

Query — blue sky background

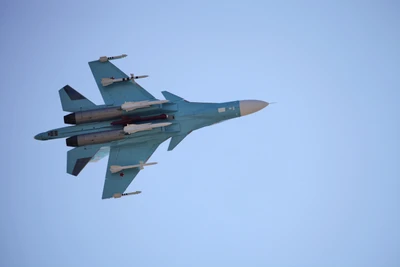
[1,1,399,266]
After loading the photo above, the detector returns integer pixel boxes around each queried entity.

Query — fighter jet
[34,54,269,199]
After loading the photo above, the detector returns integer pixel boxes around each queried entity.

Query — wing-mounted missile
[99,54,127,62]
[101,73,149,87]
[113,191,142,199]
[110,161,157,173]
[101,77,128,87]
[121,100,169,111]
[123,122,172,134]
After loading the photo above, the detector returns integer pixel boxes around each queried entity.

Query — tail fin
[59,85,97,112]
[162,91,185,102]
[67,144,104,176]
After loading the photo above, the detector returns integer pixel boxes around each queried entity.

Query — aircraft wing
[102,140,163,199]
[88,60,156,106]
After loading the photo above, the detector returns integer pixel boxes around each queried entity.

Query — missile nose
[239,100,269,116]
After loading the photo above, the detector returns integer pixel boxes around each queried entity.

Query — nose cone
[34,133,44,140]
[239,100,269,116]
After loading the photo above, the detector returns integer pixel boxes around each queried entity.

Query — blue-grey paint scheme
[59,85,97,112]
[35,56,268,199]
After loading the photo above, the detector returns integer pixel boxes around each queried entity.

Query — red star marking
[120,172,124,177]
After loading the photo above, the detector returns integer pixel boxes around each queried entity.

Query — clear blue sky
[1,1,399,266]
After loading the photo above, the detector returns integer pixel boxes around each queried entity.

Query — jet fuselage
[35,100,267,149]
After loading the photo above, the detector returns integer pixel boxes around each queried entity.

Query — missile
[110,161,158,173]
[113,191,142,199]
[123,122,172,134]
[111,114,169,126]
[101,74,148,87]
[121,100,169,111]
[99,54,127,62]
[101,77,129,87]
[132,75,149,79]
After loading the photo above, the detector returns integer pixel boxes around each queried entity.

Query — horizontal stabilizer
[90,146,110,162]
[168,133,189,151]
[67,145,104,176]
[59,85,97,112]
[162,91,184,102]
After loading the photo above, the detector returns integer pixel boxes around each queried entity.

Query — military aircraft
[34,54,269,199]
